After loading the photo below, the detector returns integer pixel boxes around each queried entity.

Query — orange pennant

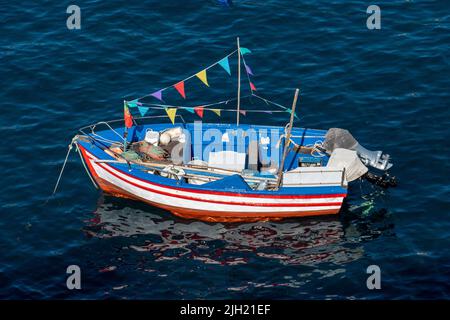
[174,81,186,99]
[124,102,133,128]
[194,106,204,118]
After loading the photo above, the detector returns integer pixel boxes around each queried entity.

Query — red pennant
[250,82,257,91]
[194,106,204,118]
[174,81,186,99]
[239,110,246,116]
[124,104,133,128]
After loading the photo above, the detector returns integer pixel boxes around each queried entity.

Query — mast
[236,37,241,126]
[276,88,300,189]
[123,100,128,151]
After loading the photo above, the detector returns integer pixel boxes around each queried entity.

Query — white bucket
[144,129,160,145]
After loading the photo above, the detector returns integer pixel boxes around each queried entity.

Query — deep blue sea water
[1,0,449,299]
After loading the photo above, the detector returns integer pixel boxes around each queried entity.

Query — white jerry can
[144,129,160,145]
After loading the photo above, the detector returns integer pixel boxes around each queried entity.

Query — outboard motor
[355,144,392,171]
[322,128,396,188]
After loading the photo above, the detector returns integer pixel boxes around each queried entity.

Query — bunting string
[252,93,300,120]
[252,93,289,111]
[126,93,293,116]
[240,48,257,94]
[129,104,289,114]
[135,93,251,109]
[124,43,299,124]
[132,49,238,102]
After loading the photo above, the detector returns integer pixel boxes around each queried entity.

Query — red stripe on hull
[78,144,343,222]
[79,146,102,184]
[96,161,343,208]
[79,145,346,200]
[94,176,340,222]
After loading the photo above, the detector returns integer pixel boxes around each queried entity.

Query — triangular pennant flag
[218,57,231,75]
[250,82,257,91]
[239,110,247,116]
[127,100,139,108]
[174,81,186,99]
[138,106,149,117]
[124,102,134,129]
[165,108,177,124]
[185,107,195,114]
[194,106,204,118]
[195,70,209,87]
[151,90,163,101]
[211,108,221,117]
[245,64,254,76]
[240,47,252,55]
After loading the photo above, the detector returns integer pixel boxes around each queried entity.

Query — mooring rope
[51,137,77,196]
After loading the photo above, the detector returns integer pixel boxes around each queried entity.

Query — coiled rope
[276,124,326,158]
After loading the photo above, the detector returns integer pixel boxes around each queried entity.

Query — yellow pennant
[196,69,209,87]
[165,108,177,124]
[211,108,221,116]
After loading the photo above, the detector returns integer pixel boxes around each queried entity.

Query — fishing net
[132,142,168,161]
[121,150,141,162]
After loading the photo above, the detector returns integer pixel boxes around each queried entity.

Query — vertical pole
[236,37,241,126]
[275,88,300,189]
[123,100,128,151]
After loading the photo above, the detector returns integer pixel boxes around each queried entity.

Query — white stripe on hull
[85,151,344,202]
[84,151,344,214]
[91,161,342,213]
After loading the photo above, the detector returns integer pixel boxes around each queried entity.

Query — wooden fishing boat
[65,39,395,222]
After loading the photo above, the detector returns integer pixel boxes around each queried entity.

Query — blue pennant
[218,57,231,75]
[138,106,149,117]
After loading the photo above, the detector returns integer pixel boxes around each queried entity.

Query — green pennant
[240,47,251,55]
[127,100,139,108]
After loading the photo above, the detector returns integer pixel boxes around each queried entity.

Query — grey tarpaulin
[322,128,358,153]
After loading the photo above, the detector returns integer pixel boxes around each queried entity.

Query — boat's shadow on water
[83,185,395,267]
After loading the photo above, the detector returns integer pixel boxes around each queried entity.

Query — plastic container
[144,129,160,145]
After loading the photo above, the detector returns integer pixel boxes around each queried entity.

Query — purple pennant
[245,64,254,76]
[151,90,163,101]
